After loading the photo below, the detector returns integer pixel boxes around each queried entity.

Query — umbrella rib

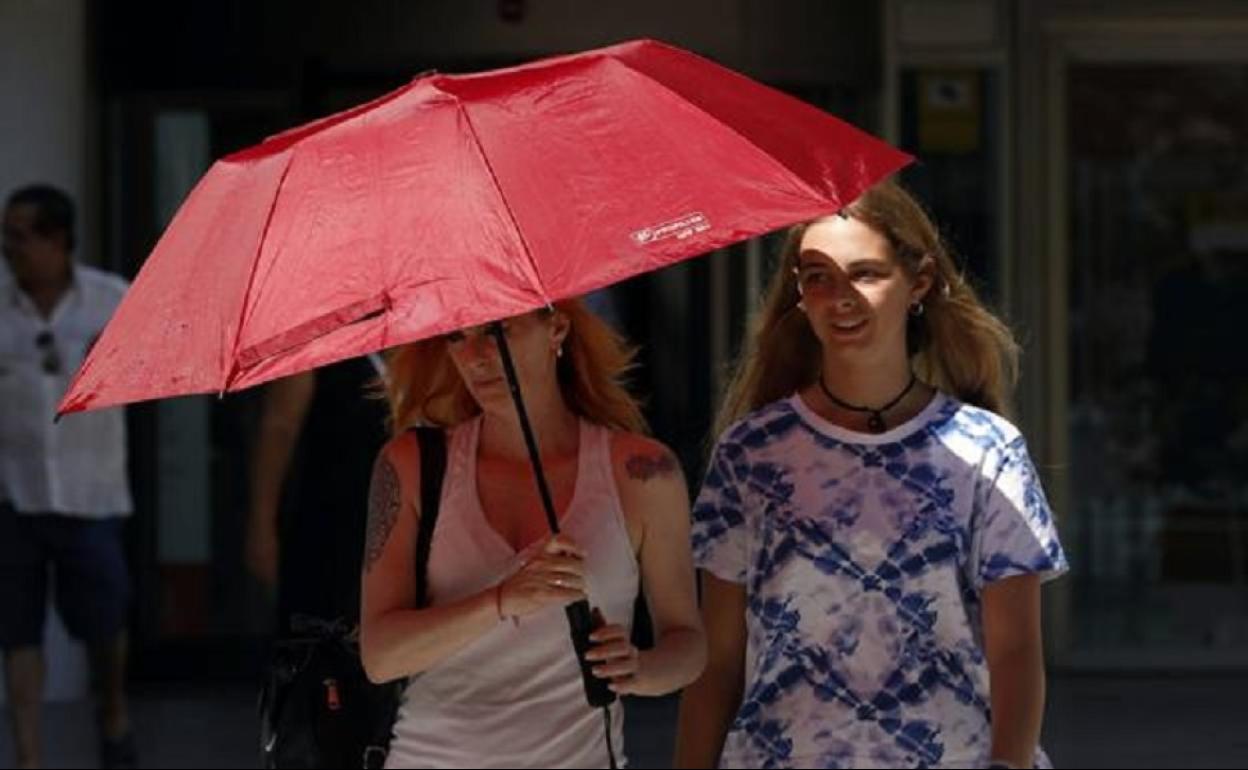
[220,152,297,394]
[451,97,553,307]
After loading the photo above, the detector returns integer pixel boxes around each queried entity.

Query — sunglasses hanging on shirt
[35,331,62,376]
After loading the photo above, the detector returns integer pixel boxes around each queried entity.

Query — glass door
[1064,61,1248,661]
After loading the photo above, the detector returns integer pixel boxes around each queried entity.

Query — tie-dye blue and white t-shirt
[692,392,1068,769]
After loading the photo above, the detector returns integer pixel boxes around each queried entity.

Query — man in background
[0,184,136,769]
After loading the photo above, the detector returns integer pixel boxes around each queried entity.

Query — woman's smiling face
[795,215,930,364]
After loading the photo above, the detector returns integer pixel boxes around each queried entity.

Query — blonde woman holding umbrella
[361,300,706,768]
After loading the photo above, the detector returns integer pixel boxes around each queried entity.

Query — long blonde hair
[383,298,648,436]
[714,178,1019,438]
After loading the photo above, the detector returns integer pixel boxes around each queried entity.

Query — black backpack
[259,427,447,769]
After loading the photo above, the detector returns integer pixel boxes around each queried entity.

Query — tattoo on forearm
[626,451,679,481]
[364,455,401,573]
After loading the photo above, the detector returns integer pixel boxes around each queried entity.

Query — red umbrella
[58,38,911,716]
[58,38,909,415]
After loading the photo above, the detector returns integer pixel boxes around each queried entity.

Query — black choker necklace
[818,372,918,433]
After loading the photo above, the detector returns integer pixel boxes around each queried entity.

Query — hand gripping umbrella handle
[567,600,617,707]
[489,322,618,708]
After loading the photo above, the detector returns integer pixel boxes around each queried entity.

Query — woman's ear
[550,309,571,351]
[911,255,936,304]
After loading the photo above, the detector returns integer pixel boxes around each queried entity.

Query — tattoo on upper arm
[364,454,401,573]
[625,450,679,481]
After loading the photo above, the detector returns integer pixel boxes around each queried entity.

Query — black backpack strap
[411,426,447,610]
[365,426,448,770]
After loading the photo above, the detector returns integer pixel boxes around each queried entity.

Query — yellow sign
[917,70,981,154]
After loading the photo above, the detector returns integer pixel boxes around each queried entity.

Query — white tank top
[385,416,639,769]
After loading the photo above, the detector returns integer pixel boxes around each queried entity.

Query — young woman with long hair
[675,179,1067,769]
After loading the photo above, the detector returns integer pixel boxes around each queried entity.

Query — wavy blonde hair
[383,298,647,436]
[714,178,1019,438]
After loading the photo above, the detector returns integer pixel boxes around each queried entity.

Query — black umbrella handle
[488,322,617,708]
[566,600,617,708]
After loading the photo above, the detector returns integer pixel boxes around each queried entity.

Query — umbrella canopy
[59,38,910,415]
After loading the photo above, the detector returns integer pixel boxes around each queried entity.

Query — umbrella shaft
[489,322,618,709]
[487,322,561,534]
